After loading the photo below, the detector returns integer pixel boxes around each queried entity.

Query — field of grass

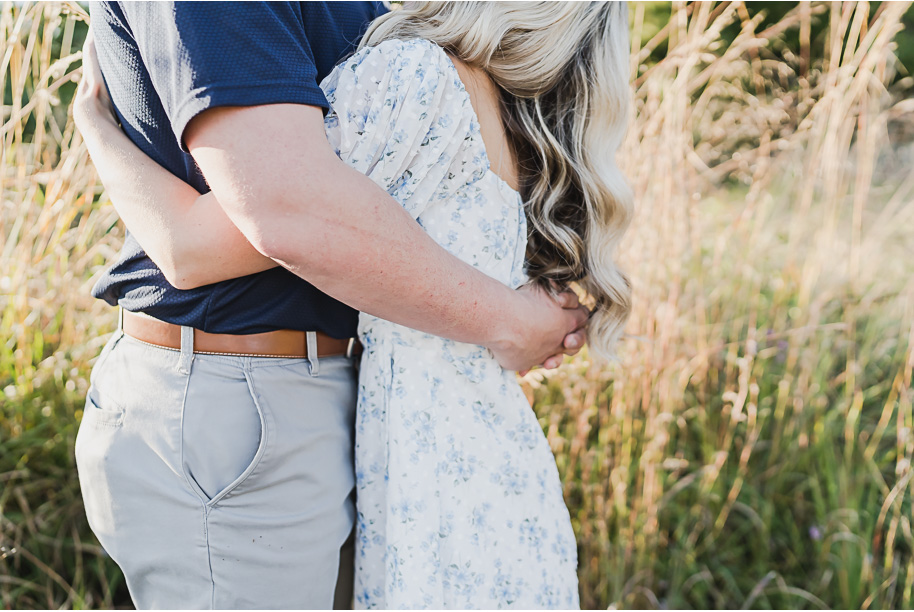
[2,1,914,609]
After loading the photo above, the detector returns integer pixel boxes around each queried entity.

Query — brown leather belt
[121,310,361,359]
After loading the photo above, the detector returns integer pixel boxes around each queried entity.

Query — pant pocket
[80,390,126,429]
[74,389,126,556]
[181,360,265,504]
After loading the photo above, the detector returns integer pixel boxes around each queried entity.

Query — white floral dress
[322,39,580,610]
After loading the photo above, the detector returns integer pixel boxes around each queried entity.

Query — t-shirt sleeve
[121,1,327,151]
[322,39,480,220]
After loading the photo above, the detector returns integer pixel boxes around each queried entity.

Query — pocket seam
[205,368,269,509]
[179,366,270,508]
[83,394,126,429]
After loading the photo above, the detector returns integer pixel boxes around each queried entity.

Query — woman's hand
[74,28,118,138]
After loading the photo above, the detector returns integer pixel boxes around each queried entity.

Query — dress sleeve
[322,39,480,219]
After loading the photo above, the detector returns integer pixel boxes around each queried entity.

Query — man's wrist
[481,288,525,354]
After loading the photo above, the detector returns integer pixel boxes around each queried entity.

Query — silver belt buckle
[346,338,356,359]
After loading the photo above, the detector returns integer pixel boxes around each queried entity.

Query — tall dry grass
[529,1,914,607]
[1,2,125,609]
[1,1,913,609]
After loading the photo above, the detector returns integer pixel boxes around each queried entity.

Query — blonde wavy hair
[362,1,633,360]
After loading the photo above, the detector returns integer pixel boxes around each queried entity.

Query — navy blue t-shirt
[89,1,387,337]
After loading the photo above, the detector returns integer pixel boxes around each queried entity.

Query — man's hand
[488,284,589,373]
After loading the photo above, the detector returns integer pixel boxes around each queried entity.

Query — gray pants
[74,327,358,609]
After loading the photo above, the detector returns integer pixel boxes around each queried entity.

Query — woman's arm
[74,35,276,290]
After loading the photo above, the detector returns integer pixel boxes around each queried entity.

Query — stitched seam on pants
[173,355,215,607]
[177,356,208,499]
[207,364,270,607]
[205,363,269,509]
[242,365,272,483]
[205,507,214,610]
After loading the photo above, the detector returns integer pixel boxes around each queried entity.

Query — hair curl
[363,1,634,359]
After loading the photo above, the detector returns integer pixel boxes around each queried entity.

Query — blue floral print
[322,39,580,609]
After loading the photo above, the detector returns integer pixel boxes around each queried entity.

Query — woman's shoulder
[321,37,486,221]
[328,38,456,91]
[323,37,472,128]
[355,38,451,68]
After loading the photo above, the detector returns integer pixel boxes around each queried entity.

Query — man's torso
[89,1,387,337]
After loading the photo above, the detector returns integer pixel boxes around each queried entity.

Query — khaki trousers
[75,328,358,609]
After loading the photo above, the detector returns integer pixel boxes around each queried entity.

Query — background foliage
[2,1,914,609]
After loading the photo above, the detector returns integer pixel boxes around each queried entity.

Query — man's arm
[185,104,586,371]
[73,51,276,289]
[102,0,584,370]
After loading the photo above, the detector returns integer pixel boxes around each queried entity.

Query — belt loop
[306,331,320,377]
[178,326,195,375]
[118,306,124,331]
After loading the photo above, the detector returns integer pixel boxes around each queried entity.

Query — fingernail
[567,337,579,349]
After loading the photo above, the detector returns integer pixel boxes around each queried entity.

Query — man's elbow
[237,207,318,268]
[244,228,286,263]
[153,247,210,290]
[160,262,205,291]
